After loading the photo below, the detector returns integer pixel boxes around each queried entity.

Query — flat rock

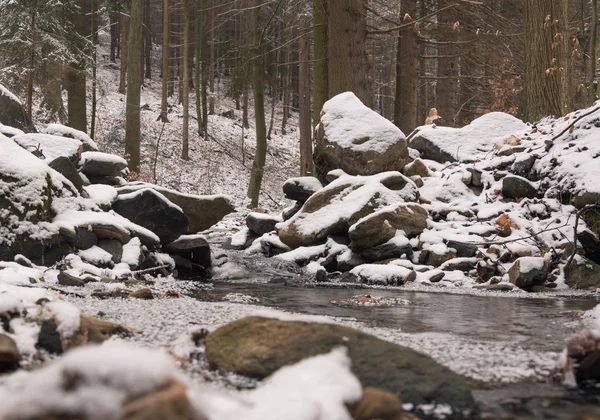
[80,151,127,177]
[57,271,85,287]
[205,316,475,411]
[246,212,280,236]
[42,123,98,152]
[130,288,154,300]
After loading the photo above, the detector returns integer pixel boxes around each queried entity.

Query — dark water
[205,250,600,419]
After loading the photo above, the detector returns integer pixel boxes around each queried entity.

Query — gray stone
[502,175,537,199]
[0,84,36,133]
[37,319,63,355]
[508,257,549,291]
[246,212,280,236]
[57,271,85,287]
[360,241,414,263]
[282,177,322,202]
[80,152,127,177]
[566,256,600,290]
[164,235,211,271]
[98,239,123,263]
[48,156,85,194]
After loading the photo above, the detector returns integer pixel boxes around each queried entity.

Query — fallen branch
[550,106,600,143]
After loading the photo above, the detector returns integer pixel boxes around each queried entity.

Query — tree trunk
[91,0,98,139]
[195,0,203,135]
[281,43,289,135]
[182,0,190,160]
[521,0,572,121]
[119,6,129,94]
[144,0,152,79]
[67,0,88,132]
[591,0,598,102]
[435,1,460,127]
[299,26,313,175]
[125,0,144,172]
[327,0,371,107]
[394,0,418,134]
[26,11,36,118]
[110,2,118,62]
[313,0,327,126]
[159,0,169,121]
[200,0,209,135]
[209,0,215,114]
[247,0,267,208]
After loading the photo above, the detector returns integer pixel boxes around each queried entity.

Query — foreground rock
[117,182,235,233]
[508,257,548,291]
[205,316,475,411]
[164,234,211,276]
[313,92,409,182]
[566,256,600,290]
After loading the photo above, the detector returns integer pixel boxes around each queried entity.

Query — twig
[550,106,600,143]
[564,203,599,274]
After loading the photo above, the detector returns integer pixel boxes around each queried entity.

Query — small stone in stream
[130,288,154,299]
[0,334,20,372]
[57,271,85,287]
[502,175,537,199]
[315,267,328,282]
[37,319,63,355]
[348,387,404,420]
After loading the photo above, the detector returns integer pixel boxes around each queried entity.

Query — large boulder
[117,182,235,233]
[0,84,36,133]
[0,134,78,264]
[205,316,475,411]
[283,176,323,202]
[566,256,600,290]
[313,92,409,182]
[277,172,418,249]
[408,112,528,163]
[79,151,128,177]
[12,133,83,164]
[48,156,85,194]
[348,203,428,249]
[112,188,189,244]
[246,212,281,236]
[42,123,99,152]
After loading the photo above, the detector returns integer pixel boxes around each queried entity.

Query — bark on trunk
[299,27,313,175]
[125,0,144,172]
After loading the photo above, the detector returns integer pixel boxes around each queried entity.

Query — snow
[230,227,251,247]
[12,133,83,162]
[80,150,127,167]
[78,246,113,265]
[320,92,406,153]
[517,257,547,273]
[84,184,118,207]
[0,83,21,104]
[350,264,414,285]
[45,300,81,339]
[0,122,24,137]
[116,187,184,213]
[43,123,99,150]
[121,237,142,267]
[284,176,323,192]
[409,112,530,162]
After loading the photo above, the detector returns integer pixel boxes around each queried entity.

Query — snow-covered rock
[0,84,36,133]
[282,176,323,202]
[42,123,99,151]
[13,132,83,163]
[313,92,409,182]
[408,112,529,163]
[508,257,549,291]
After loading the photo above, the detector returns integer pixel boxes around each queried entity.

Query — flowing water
[203,248,600,419]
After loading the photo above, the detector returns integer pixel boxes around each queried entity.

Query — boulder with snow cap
[112,188,189,245]
[13,133,83,164]
[48,156,85,194]
[508,257,549,291]
[277,172,419,249]
[117,182,235,233]
[42,123,99,152]
[502,175,537,199]
[313,92,409,182]
[164,234,211,271]
[246,212,281,236]
[79,151,128,177]
[408,112,529,164]
[283,176,323,202]
[0,84,36,133]
[349,203,428,250]
[566,255,600,290]
[350,264,417,285]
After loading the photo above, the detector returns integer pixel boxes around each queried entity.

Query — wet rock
[14,254,33,268]
[205,316,475,411]
[502,175,537,199]
[57,271,85,287]
[349,203,428,249]
[165,234,211,272]
[563,329,600,386]
[428,271,445,283]
[246,212,280,236]
[112,188,189,244]
[79,151,127,177]
[283,177,323,202]
[360,240,413,263]
[508,257,548,291]
[313,93,409,182]
[578,230,600,265]
[0,334,20,372]
[404,158,431,178]
[566,256,600,290]
[348,387,404,420]
[130,288,154,300]
[0,84,36,132]
[48,156,85,194]
[98,239,123,263]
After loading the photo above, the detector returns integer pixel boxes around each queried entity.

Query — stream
[203,247,600,419]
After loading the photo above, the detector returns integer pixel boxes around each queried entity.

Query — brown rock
[349,387,404,420]
[122,380,195,420]
[130,288,154,300]
[0,334,20,369]
[404,159,431,178]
